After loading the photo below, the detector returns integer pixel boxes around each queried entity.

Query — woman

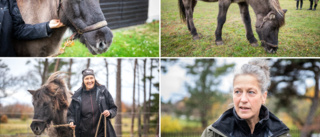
[68,69,117,137]
[0,0,64,56]
[296,0,303,10]
[201,59,291,137]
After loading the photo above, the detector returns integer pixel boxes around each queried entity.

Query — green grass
[161,0,320,57]
[58,21,159,57]
[0,118,156,136]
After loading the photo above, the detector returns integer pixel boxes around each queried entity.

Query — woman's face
[84,75,95,90]
[233,74,267,121]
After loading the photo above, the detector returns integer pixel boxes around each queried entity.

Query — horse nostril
[99,42,104,48]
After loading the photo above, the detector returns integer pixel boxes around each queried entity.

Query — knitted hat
[82,68,95,80]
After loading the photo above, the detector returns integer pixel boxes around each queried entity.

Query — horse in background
[14,0,113,56]
[178,0,287,53]
[28,72,73,137]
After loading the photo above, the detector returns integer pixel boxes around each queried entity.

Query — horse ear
[28,90,36,95]
[268,13,276,20]
[282,9,287,14]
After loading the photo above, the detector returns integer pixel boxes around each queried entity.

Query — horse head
[59,0,113,55]
[28,72,69,135]
[255,0,287,54]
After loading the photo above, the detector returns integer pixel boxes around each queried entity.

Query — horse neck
[52,108,68,125]
[247,0,272,18]
[17,0,59,24]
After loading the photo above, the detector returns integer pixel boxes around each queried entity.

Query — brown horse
[14,0,113,56]
[28,72,73,137]
[179,0,287,53]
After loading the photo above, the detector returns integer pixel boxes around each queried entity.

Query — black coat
[0,0,52,56]
[202,106,291,137]
[67,85,117,137]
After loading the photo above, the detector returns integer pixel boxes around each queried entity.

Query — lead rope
[52,114,106,137]
[52,124,76,137]
[95,113,107,137]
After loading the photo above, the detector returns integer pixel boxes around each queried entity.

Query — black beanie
[82,68,95,80]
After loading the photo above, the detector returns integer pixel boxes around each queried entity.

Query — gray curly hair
[233,59,270,93]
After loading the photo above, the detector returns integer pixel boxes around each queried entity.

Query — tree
[131,59,137,137]
[115,59,122,136]
[184,59,235,128]
[269,59,320,137]
[137,60,142,137]
[0,60,21,98]
[87,58,91,68]
[41,59,49,85]
[143,59,147,136]
[104,59,109,89]
[67,59,73,89]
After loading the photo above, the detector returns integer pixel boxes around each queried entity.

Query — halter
[257,11,279,48]
[57,0,108,37]
[32,114,107,137]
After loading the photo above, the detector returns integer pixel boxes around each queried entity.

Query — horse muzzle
[30,121,46,135]
[82,27,113,55]
[261,40,278,54]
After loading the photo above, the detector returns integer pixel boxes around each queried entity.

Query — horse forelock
[269,0,285,27]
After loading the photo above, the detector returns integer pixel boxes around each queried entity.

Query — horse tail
[179,0,197,22]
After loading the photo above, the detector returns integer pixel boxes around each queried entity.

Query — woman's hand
[102,110,110,117]
[49,19,65,29]
[69,122,76,130]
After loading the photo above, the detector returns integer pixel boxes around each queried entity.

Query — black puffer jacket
[0,0,52,56]
[67,85,117,137]
[201,106,291,137]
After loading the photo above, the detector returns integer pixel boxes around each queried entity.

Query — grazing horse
[28,72,73,137]
[179,0,287,53]
[14,0,113,56]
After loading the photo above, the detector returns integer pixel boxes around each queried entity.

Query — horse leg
[238,2,258,47]
[215,0,231,45]
[182,0,200,40]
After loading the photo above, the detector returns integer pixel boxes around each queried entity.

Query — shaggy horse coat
[179,0,287,53]
[29,72,73,137]
[14,0,113,56]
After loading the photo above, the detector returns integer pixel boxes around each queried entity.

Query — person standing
[296,0,303,10]
[0,0,64,56]
[201,59,291,137]
[68,69,117,137]
[308,0,318,10]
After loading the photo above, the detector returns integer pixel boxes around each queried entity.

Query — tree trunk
[54,59,60,72]
[86,58,91,69]
[115,59,122,136]
[138,61,142,137]
[143,59,147,137]
[104,59,109,89]
[131,59,137,137]
[67,59,73,90]
[146,59,153,133]
[301,69,319,137]
[41,59,49,85]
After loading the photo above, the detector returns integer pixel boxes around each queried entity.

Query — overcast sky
[0,58,159,106]
[161,58,316,103]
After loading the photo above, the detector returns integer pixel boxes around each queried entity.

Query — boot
[313,4,317,10]
[297,1,299,10]
[308,0,313,10]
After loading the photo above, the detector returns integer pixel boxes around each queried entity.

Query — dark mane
[29,71,72,137]
[269,0,285,27]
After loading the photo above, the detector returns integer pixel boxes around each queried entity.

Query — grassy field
[58,21,159,57]
[0,118,156,136]
[161,0,320,57]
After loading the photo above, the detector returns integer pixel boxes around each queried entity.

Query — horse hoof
[216,41,224,45]
[193,35,200,40]
[251,42,259,47]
